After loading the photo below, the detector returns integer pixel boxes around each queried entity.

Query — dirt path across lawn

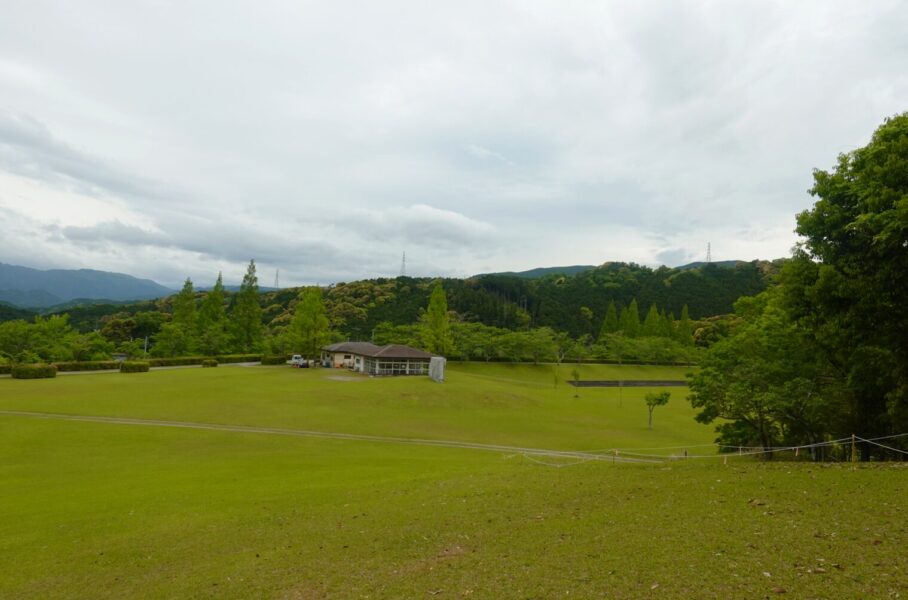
[0,409,658,464]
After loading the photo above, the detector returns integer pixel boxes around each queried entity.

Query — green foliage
[791,112,908,443]
[619,298,640,338]
[52,361,120,372]
[201,359,218,368]
[288,287,330,358]
[196,273,228,355]
[119,361,150,373]
[215,354,262,364]
[231,260,263,351]
[261,355,290,365]
[677,304,693,345]
[10,363,57,379]
[599,301,619,339]
[645,391,671,429]
[172,278,196,329]
[422,280,452,355]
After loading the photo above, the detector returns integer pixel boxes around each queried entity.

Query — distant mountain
[0,263,174,308]
[477,265,597,279]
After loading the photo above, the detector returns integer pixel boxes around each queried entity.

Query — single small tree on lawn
[645,391,671,429]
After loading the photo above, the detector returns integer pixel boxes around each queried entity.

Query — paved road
[0,409,659,464]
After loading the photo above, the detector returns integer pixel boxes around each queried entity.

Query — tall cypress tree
[422,280,452,355]
[197,272,227,355]
[642,303,660,337]
[599,301,619,340]
[677,304,693,345]
[172,278,196,329]
[621,298,640,338]
[231,260,263,351]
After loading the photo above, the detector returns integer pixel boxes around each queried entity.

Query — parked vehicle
[288,355,309,368]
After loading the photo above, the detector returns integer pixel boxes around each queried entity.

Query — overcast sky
[1,1,906,287]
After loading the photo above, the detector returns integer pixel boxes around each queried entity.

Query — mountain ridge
[0,263,174,308]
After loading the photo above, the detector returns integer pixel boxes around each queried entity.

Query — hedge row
[201,359,218,368]
[215,354,262,364]
[144,354,263,367]
[0,364,10,375]
[52,361,121,372]
[11,364,58,379]
[261,355,291,365]
[145,356,210,367]
[120,361,150,373]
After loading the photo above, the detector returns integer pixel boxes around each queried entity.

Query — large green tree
[792,112,908,445]
[289,287,331,358]
[422,280,452,355]
[231,260,263,351]
[197,273,228,355]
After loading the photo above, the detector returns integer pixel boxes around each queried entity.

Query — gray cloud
[1,1,906,284]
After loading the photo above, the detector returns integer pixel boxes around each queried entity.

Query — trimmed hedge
[0,364,11,375]
[146,356,210,367]
[201,359,218,368]
[11,364,58,379]
[215,354,262,364]
[53,361,121,372]
[120,361,150,373]
[261,355,290,365]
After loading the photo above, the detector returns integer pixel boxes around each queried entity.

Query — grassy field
[1,364,905,598]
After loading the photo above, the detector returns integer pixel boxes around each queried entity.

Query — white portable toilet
[429,356,446,383]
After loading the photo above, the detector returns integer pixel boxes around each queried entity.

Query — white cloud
[0,0,906,284]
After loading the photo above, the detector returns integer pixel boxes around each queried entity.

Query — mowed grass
[1,364,906,599]
[0,362,708,452]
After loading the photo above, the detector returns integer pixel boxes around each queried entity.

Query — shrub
[120,361,150,373]
[201,359,218,368]
[145,356,209,367]
[215,354,262,364]
[261,354,290,365]
[52,361,121,372]
[11,364,57,379]
[0,364,11,375]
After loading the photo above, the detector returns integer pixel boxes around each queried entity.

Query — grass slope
[1,365,905,598]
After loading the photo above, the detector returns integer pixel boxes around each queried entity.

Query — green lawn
[1,365,905,598]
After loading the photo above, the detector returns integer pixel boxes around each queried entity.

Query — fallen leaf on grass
[771,586,787,594]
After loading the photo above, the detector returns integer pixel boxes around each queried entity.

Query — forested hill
[11,260,776,340]
[278,260,777,340]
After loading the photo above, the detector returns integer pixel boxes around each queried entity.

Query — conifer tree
[620,298,640,338]
[172,278,196,329]
[422,280,452,355]
[599,301,619,340]
[197,272,228,355]
[642,303,660,337]
[231,260,263,351]
[677,304,693,345]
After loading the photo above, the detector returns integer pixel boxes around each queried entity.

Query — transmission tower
[274,269,279,288]
[706,242,712,264]
[400,251,406,277]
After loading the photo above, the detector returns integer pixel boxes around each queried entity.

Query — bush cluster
[261,355,290,365]
[0,364,11,375]
[11,364,58,379]
[120,361,150,373]
[52,361,121,372]
[145,356,209,367]
[201,359,218,368]
[215,354,262,364]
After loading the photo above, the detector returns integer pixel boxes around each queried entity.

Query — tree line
[688,112,908,459]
